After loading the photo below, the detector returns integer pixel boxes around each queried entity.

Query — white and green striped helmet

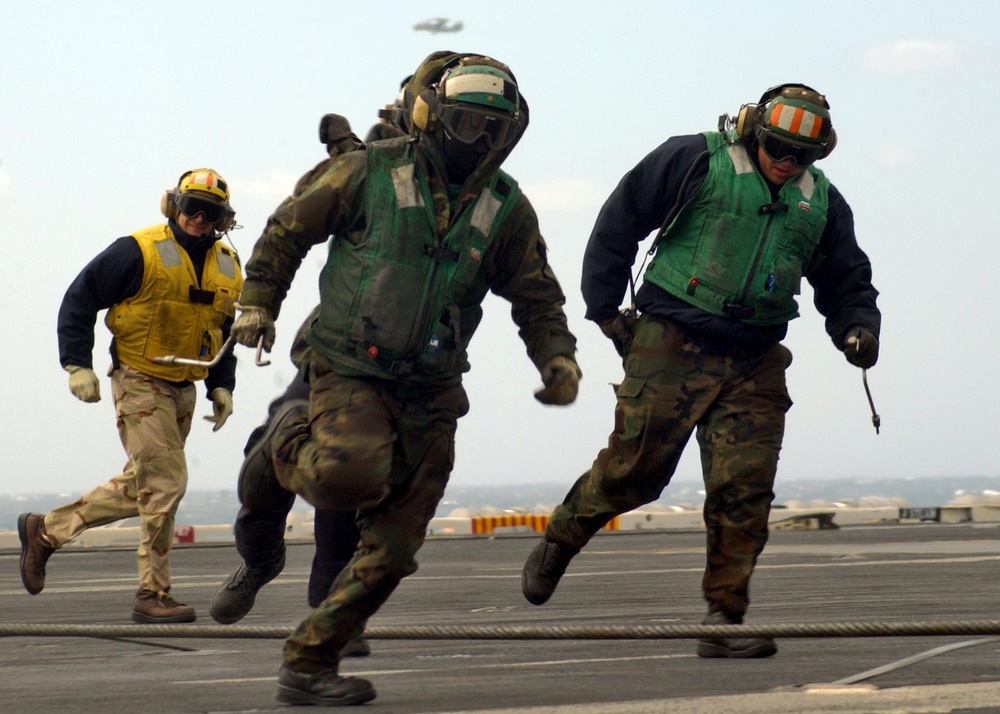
[442,63,519,115]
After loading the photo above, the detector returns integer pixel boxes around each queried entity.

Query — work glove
[843,327,879,368]
[204,388,233,431]
[232,302,276,351]
[65,365,101,403]
[599,313,636,357]
[534,355,582,406]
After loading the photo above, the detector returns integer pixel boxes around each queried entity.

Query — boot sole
[696,641,778,658]
[17,513,43,596]
[521,570,555,606]
[276,683,376,706]
[131,612,197,624]
[521,540,578,606]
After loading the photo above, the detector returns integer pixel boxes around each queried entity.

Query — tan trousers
[44,364,196,593]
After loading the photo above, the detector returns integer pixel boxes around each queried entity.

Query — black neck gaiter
[441,134,489,185]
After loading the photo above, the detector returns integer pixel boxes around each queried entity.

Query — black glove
[842,327,879,368]
[598,313,636,357]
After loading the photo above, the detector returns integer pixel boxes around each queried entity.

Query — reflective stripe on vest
[644,131,830,326]
[105,224,243,381]
[307,137,521,380]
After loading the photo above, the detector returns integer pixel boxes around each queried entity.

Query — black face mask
[440,133,490,185]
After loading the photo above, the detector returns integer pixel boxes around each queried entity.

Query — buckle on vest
[758,202,789,216]
[422,244,460,262]
[722,301,754,319]
[188,286,215,304]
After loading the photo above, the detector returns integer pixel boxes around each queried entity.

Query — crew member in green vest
[210,87,414,660]
[18,168,243,623]
[522,84,881,658]
[230,51,580,706]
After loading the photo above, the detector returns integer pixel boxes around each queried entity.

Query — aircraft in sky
[413,18,464,34]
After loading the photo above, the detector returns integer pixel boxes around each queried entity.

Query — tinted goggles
[758,130,826,169]
[437,103,521,150]
[177,193,227,223]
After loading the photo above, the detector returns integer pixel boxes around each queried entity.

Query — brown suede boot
[131,589,196,623]
[18,512,56,595]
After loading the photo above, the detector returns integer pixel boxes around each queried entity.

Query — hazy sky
[2,1,998,502]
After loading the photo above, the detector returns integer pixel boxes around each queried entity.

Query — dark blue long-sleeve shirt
[581,133,880,355]
[57,219,236,398]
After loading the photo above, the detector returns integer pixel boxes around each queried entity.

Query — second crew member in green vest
[522,84,881,659]
[230,51,580,706]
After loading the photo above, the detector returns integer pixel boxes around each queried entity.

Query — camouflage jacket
[239,141,576,383]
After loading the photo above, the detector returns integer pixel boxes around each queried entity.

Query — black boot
[275,665,376,706]
[210,548,286,624]
[341,637,372,657]
[521,538,579,605]
[696,610,777,658]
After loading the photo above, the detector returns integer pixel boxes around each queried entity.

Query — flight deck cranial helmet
[160,168,236,231]
[411,55,526,152]
[737,84,836,168]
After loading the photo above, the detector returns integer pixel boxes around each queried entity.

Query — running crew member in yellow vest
[18,168,243,623]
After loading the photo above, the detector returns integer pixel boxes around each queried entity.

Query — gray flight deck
[2,523,999,713]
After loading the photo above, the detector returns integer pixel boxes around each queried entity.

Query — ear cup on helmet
[411,89,438,132]
[736,103,759,142]
[160,190,178,220]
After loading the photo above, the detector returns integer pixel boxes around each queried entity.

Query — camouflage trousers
[545,314,792,617]
[44,364,195,593]
[273,354,469,672]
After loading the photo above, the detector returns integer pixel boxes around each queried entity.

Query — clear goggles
[437,102,522,150]
[757,130,826,169]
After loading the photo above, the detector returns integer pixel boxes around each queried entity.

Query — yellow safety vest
[105,224,243,382]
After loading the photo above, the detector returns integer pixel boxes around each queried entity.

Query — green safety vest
[644,131,830,325]
[306,137,521,380]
